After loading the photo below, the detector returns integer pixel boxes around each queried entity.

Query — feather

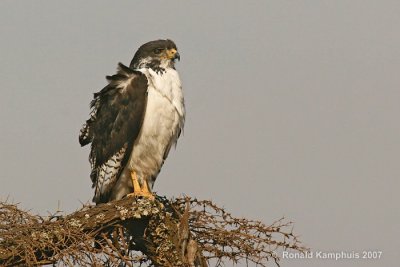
[92,144,128,203]
[81,63,148,203]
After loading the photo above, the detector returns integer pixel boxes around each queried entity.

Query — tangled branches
[0,196,307,266]
[173,198,305,266]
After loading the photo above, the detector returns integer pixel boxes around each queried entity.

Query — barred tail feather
[79,122,91,146]
[92,144,127,203]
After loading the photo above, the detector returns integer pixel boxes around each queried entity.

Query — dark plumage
[80,64,148,202]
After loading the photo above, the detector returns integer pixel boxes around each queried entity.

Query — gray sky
[0,1,399,266]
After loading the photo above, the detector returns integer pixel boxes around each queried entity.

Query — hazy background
[0,1,399,266]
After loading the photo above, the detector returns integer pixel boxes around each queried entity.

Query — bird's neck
[131,57,175,73]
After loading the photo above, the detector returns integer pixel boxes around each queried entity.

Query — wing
[79,63,148,203]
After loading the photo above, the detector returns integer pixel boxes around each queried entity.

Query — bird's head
[130,39,180,71]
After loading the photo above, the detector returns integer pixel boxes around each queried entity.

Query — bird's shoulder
[94,63,148,102]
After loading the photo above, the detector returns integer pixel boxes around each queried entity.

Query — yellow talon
[126,171,155,200]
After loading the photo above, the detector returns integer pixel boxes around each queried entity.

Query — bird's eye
[154,48,163,54]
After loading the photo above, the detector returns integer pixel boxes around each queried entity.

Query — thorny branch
[0,196,307,266]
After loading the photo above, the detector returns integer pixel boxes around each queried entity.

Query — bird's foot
[126,191,155,201]
[128,171,155,201]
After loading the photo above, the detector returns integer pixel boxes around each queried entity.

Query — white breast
[126,67,185,187]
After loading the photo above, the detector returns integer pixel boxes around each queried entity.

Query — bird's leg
[127,171,155,200]
[131,171,142,195]
[140,179,155,200]
[142,180,153,195]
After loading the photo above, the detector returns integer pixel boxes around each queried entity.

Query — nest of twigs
[0,196,307,266]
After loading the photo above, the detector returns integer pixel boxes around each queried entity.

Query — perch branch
[0,196,307,266]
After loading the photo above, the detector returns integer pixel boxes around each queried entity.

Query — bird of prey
[79,39,185,204]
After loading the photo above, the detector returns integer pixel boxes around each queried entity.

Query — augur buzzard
[79,39,185,204]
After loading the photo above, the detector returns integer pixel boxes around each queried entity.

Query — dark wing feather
[79,63,148,203]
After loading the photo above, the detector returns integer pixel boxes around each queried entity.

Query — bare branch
[0,196,307,266]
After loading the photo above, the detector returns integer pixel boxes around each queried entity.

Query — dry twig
[0,196,307,266]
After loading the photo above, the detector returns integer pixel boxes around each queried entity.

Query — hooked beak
[174,51,181,61]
